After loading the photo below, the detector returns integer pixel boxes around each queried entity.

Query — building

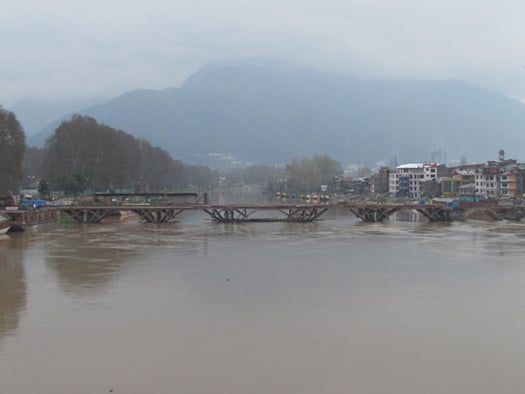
[329,176,372,196]
[389,162,445,198]
[370,166,390,195]
[441,170,475,197]
[449,151,525,200]
[478,160,525,199]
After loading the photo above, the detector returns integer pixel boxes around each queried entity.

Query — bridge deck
[3,202,460,227]
[54,202,421,210]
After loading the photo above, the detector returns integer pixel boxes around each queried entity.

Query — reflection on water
[2,214,525,393]
[0,237,27,344]
[44,225,136,297]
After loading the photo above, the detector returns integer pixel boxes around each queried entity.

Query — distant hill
[8,97,106,136]
[28,60,525,166]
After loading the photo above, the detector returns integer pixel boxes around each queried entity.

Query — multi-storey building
[470,159,523,199]
[449,152,525,200]
[389,162,442,198]
[371,166,390,195]
[441,169,475,197]
[388,151,525,201]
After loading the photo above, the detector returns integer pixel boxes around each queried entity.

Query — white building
[473,160,521,198]
[389,162,439,198]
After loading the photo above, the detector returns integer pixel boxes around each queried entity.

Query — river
[1,205,525,393]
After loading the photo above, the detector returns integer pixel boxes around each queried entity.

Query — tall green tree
[23,146,46,180]
[312,154,341,184]
[42,115,218,193]
[43,115,141,189]
[285,155,340,192]
[224,164,285,186]
[0,107,26,195]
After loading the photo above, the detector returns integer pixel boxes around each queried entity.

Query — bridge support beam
[203,207,328,223]
[348,207,400,222]
[132,208,185,223]
[462,207,525,221]
[281,207,328,222]
[61,209,111,223]
[203,208,256,223]
[413,206,453,222]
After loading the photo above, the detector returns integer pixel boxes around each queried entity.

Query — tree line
[2,107,343,198]
[1,111,219,196]
[223,154,341,192]
[37,115,219,194]
[0,106,26,196]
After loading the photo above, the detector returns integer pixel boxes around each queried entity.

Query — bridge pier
[54,202,463,225]
[132,208,185,223]
[61,208,111,223]
[462,206,525,221]
[348,206,400,222]
[203,206,328,223]
[413,206,453,222]
[203,208,256,223]
[281,207,328,222]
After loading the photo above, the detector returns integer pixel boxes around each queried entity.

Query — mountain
[8,98,107,136]
[28,60,525,166]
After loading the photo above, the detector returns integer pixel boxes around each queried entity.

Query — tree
[23,146,46,180]
[224,164,285,186]
[357,165,373,177]
[0,107,26,195]
[42,115,218,193]
[43,115,141,190]
[312,154,340,184]
[37,178,51,198]
[55,174,89,196]
[286,157,320,192]
[285,155,340,192]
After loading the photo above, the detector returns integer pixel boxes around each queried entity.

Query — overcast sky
[2,0,525,106]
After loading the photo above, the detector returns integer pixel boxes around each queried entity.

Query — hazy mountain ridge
[27,62,525,165]
[7,97,107,136]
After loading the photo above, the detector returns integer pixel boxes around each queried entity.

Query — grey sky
[2,0,525,106]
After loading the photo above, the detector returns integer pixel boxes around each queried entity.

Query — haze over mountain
[28,61,525,167]
[8,97,107,136]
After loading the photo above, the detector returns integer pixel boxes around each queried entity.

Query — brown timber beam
[132,208,185,223]
[61,208,111,223]
[348,207,399,222]
[413,206,453,222]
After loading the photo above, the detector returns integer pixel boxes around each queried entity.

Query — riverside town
[2,149,525,231]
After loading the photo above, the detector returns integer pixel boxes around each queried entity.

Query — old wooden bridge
[52,202,457,224]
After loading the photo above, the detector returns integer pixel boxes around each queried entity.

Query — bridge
[49,202,457,224]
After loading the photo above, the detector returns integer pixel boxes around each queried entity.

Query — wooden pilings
[413,205,453,222]
[347,206,400,222]
[131,208,185,223]
[346,204,457,223]
[203,206,328,223]
[281,207,328,222]
[61,207,186,223]
[53,202,496,225]
[203,208,255,223]
[61,208,111,224]
[462,206,525,221]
